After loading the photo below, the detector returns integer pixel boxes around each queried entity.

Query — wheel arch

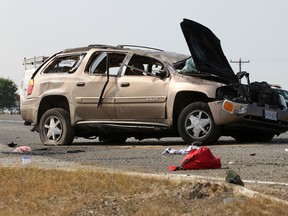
[172,91,211,130]
[37,95,70,125]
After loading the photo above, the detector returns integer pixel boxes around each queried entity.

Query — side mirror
[236,71,249,80]
[236,71,250,85]
[159,70,169,78]
[152,69,168,78]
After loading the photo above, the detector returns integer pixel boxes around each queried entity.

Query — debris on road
[161,145,199,155]
[7,142,17,147]
[13,146,32,153]
[169,146,221,171]
[22,155,32,164]
[225,170,245,187]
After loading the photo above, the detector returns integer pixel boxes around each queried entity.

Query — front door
[115,54,168,121]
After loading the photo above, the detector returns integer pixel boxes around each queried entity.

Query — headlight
[222,100,248,114]
[279,94,287,110]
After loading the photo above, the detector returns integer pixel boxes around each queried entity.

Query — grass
[0,166,288,216]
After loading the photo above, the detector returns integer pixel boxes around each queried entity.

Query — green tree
[0,77,18,109]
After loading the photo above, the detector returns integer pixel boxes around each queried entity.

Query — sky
[1,0,288,90]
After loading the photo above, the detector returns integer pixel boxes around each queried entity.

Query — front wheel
[39,108,75,145]
[178,102,221,145]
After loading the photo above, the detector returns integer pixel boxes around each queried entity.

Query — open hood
[180,19,238,83]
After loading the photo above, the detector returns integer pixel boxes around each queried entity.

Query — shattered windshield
[174,57,197,74]
[173,57,235,84]
[275,89,288,100]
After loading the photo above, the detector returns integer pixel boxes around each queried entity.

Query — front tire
[178,102,221,145]
[39,108,75,145]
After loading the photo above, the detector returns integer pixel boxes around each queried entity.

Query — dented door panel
[115,76,168,120]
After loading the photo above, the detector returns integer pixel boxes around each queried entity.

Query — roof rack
[117,44,164,52]
[23,56,49,70]
[88,44,120,49]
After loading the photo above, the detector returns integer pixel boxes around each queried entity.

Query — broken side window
[43,54,85,74]
[124,55,165,76]
[87,52,126,76]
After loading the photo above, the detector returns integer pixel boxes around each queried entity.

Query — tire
[178,102,221,145]
[39,108,75,145]
[233,132,274,143]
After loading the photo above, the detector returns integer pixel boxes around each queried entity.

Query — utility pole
[230,58,250,72]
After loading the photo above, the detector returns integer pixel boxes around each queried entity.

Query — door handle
[76,82,85,87]
[120,82,130,87]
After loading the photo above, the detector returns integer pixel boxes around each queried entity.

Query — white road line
[0,120,23,123]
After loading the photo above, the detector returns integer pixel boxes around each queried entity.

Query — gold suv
[21,19,288,145]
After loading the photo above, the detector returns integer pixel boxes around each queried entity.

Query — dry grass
[0,166,288,216]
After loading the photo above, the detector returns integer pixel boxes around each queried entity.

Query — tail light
[27,79,34,95]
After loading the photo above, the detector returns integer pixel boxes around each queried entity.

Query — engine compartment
[216,75,286,110]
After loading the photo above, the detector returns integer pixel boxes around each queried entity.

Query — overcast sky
[1,0,288,90]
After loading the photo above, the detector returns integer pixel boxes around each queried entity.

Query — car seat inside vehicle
[125,61,145,75]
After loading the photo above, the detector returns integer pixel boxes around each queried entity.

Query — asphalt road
[1,114,288,200]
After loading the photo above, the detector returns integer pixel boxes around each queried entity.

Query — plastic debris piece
[7,142,17,147]
[225,170,245,186]
[22,155,31,164]
[161,145,199,155]
[13,146,32,153]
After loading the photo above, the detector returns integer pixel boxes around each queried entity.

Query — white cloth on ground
[161,145,200,155]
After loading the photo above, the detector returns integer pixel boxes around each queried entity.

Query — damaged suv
[21,19,288,145]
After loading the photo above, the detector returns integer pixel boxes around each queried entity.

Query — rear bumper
[209,100,288,134]
[20,98,38,124]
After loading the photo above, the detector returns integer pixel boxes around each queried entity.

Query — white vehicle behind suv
[20,56,49,125]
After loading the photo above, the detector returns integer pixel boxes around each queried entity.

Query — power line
[230,58,250,72]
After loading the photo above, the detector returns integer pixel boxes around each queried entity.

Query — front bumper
[209,100,288,134]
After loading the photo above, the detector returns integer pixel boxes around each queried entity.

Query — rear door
[73,52,127,120]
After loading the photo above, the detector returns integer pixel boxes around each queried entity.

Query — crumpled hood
[180,19,238,83]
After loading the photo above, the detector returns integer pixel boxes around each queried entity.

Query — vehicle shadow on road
[65,136,288,147]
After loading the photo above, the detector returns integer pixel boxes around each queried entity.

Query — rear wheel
[39,108,75,145]
[178,102,221,145]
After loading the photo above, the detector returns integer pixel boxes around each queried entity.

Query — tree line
[0,77,18,109]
